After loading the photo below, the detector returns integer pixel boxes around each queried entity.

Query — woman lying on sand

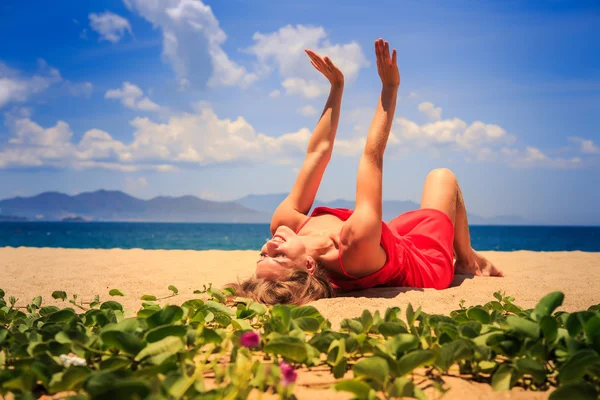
[228,38,503,305]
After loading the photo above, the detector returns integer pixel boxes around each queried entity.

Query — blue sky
[0,0,599,225]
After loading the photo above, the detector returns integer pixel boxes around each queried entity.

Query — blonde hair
[225,263,335,305]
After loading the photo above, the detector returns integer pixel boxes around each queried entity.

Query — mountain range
[0,190,530,225]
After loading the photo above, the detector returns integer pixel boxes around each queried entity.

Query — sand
[1,247,599,399]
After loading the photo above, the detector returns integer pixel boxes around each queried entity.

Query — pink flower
[240,331,261,348]
[279,361,297,386]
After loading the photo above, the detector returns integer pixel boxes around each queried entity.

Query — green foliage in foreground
[1,286,599,400]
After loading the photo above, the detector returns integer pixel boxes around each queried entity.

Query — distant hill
[0,190,270,223]
[236,195,531,225]
[0,190,531,225]
[0,214,29,222]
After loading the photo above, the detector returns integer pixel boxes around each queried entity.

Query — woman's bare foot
[454,249,504,277]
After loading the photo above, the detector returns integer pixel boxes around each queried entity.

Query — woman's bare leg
[420,168,504,277]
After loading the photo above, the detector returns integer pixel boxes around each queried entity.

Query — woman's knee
[426,168,457,185]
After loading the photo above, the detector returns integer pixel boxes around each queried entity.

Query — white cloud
[268,89,281,98]
[498,146,583,169]
[418,102,442,121]
[282,78,329,99]
[124,0,257,88]
[105,82,161,112]
[0,60,62,108]
[0,105,313,170]
[1,100,591,172]
[125,177,148,194]
[89,11,133,43]
[569,137,600,154]
[246,24,368,98]
[342,102,587,169]
[297,105,318,117]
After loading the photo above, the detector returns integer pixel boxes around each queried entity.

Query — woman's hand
[375,38,399,88]
[305,49,344,87]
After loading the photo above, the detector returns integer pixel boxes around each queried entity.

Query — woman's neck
[299,231,337,261]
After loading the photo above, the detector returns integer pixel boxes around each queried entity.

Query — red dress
[296,207,455,291]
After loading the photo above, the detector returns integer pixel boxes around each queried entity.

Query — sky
[0,0,599,225]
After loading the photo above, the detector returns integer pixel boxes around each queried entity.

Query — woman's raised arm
[342,38,400,275]
[270,51,344,234]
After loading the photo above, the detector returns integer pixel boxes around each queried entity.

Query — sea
[0,222,599,252]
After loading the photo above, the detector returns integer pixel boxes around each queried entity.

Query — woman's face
[255,225,314,280]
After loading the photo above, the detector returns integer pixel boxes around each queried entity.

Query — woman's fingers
[392,49,397,66]
[384,41,390,63]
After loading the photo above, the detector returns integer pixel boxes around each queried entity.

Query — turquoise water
[0,222,599,251]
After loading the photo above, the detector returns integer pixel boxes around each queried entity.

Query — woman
[228,38,503,305]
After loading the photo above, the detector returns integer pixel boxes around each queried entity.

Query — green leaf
[549,381,599,400]
[100,301,124,312]
[49,366,91,393]
[491,364,515,391]
[435,339,473,372]
[395,350,436,376]
[231,319,253,331]
[145,325,187,343]
[327,339,346,366]
[0,327,9,345]
[384,307,401,321]
[515,357,546,384]
[31,295,42,308]
[146,305,184,328]
[48,308,77,323]
[101,330,145,355]
[332,358,348,379]
[207,287,224,303]
[459,321,482,338]
[294,317,321,332]
[0,288,4,298]
[540,315,559,342]
[168,285,179,294]
[378,321,408,337]
[140,294,157,301]
[566,311,596,337]
[165,371,196,399]
[558,349,600,384]
[341,318,363,334]
[103,317,139,333]
[506,315,540,339]
[52,290,67,301]
[360,310,374,333]
[386,334,419,358]
[291,306,322,332]
[40,305,60,316]
[388,377,417,399]
[493,291,503,301]
[406,303,415,326]
[134,336,184,365]
[203,300,236,316]
[263,336,308,363]
[249,302,267,316]
[466,307,490,324]
[85,373,151,400]
[291,305,321,319]
[584,315,600,351]
[109,289,125,297]
[334,379,373,400]
[353,356,389,388]
[531,291,564,321]
[99,357,131,371]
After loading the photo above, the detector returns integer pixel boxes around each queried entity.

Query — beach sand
[1,247,599,399]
